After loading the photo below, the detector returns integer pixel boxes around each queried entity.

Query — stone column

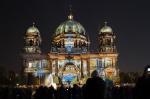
[48,58,52,73]
[87,58,90,77]
[55,59,58,76]
[81,58,83,78]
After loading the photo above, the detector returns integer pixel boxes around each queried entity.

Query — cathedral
[22,12,119,86]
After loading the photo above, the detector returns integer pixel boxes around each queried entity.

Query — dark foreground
[1,66,150,99]
[0,76,150,99]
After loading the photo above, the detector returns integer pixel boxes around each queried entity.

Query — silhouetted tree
[0,66,9,85]
[120,72,140,83]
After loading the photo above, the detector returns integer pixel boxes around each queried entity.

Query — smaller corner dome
[27,26,40,33]
[100,22,113,33]
[26,23,40,34]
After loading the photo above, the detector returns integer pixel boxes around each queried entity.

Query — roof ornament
[32,22,35,27]
[104,21,108,27]
[68,4,73,20]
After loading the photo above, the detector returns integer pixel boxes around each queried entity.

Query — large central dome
[51,14,89,54]
[55,14,86,35]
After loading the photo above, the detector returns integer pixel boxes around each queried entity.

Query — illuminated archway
[62,62,80,83]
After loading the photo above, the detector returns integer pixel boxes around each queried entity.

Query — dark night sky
[0,0,150,73]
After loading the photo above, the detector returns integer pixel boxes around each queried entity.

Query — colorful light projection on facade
[22,12,119,85]
[24,59,49,77]
[64,37,74,52]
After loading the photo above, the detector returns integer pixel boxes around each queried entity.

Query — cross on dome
[68,4,73,20]
[32,22,35,27]
[104,21,108,26]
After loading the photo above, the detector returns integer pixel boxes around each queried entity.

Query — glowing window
[65,38,74,52]
[28,62,32,68]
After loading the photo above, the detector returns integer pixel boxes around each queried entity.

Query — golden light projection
[90,59,97,70]
[105,67,116,80]
[103,58,112,67]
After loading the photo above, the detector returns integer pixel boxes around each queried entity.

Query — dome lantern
[68,14,73,20]
[68,4,73,20]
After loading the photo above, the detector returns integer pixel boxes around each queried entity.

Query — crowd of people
[1,66,150,99]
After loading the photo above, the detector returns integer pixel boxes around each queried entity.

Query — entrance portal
[62,62,80,84]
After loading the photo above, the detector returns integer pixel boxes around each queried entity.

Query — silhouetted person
[48,85,55,99]
[56,84,65,99]
[84,70,106,99]
[33,86,49,99]
[64,86,72,99]
[72,84,82,99]
[134,65,150,99]
[112,86,120,99]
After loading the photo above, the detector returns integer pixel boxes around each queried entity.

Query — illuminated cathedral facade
[22,13,119,85]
